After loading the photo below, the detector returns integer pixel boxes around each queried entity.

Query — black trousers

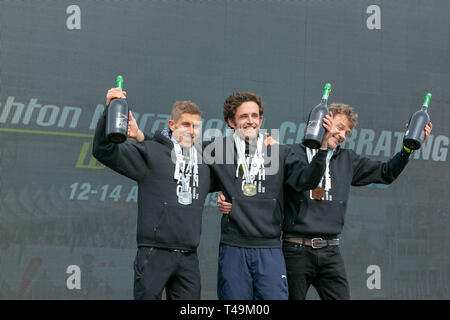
[133,246,201,300]
[282,240,350,300]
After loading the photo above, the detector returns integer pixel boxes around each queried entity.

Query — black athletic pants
[133,246,201,300]
[282,240,350,300]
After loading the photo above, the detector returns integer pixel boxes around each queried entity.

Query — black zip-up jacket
[283,144,412,238]
[92,109,217,251]
[205,135,328,248]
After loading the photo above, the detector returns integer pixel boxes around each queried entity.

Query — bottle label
[115,112,128,131]
[306,120,320,136]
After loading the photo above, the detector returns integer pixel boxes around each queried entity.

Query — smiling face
[227,101,263,142]
[169,113,202,148]
[325,113,353,149]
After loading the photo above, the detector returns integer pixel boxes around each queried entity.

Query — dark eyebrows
[237,112,260,120]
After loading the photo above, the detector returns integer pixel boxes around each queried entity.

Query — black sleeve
[92,108,150,181]
[143,132,153,141]
[284,146,328,192]
[208,167,221,193]
[351,149,411,186]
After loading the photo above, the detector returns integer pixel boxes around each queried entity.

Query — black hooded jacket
[205,135,328,248]
[93,109,217,251]
[283,144,412,238]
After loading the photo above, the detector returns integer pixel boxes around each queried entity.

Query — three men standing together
[93,87,431,300]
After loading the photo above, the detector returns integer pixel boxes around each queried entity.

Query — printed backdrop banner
[0,0,449,299]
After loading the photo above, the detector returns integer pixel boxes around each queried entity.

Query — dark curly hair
[223,92,263,127]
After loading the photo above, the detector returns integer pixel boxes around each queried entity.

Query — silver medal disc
[178,191,192,205]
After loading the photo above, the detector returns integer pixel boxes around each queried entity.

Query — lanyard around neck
[233,133,264,184]
[172,138,197,191]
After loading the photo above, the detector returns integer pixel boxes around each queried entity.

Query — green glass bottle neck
[322,84,331,100]
[116,76,124,90]
[422,93,431,108]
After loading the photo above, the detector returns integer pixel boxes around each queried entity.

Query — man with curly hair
[209,92,332,300]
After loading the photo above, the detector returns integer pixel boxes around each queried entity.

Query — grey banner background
[0,0,448,299]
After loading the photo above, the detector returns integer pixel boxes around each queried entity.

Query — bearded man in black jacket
[93,87,218,300]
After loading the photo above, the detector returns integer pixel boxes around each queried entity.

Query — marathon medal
[234,133,264,197]
[172,138,197,206]
[178,191,192,205]
[243,183,257,197]
[178,174,193,205]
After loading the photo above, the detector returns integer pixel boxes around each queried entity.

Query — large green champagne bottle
[106,75,129,144]
[403,93,431,150]
[303,83,331,149]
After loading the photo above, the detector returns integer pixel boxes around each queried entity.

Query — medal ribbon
[233,133,264,184]
[306,147,334,192]
[172,138,197,193]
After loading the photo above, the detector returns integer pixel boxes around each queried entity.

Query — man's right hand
[106,87,127,106]
[217,192,232,215]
